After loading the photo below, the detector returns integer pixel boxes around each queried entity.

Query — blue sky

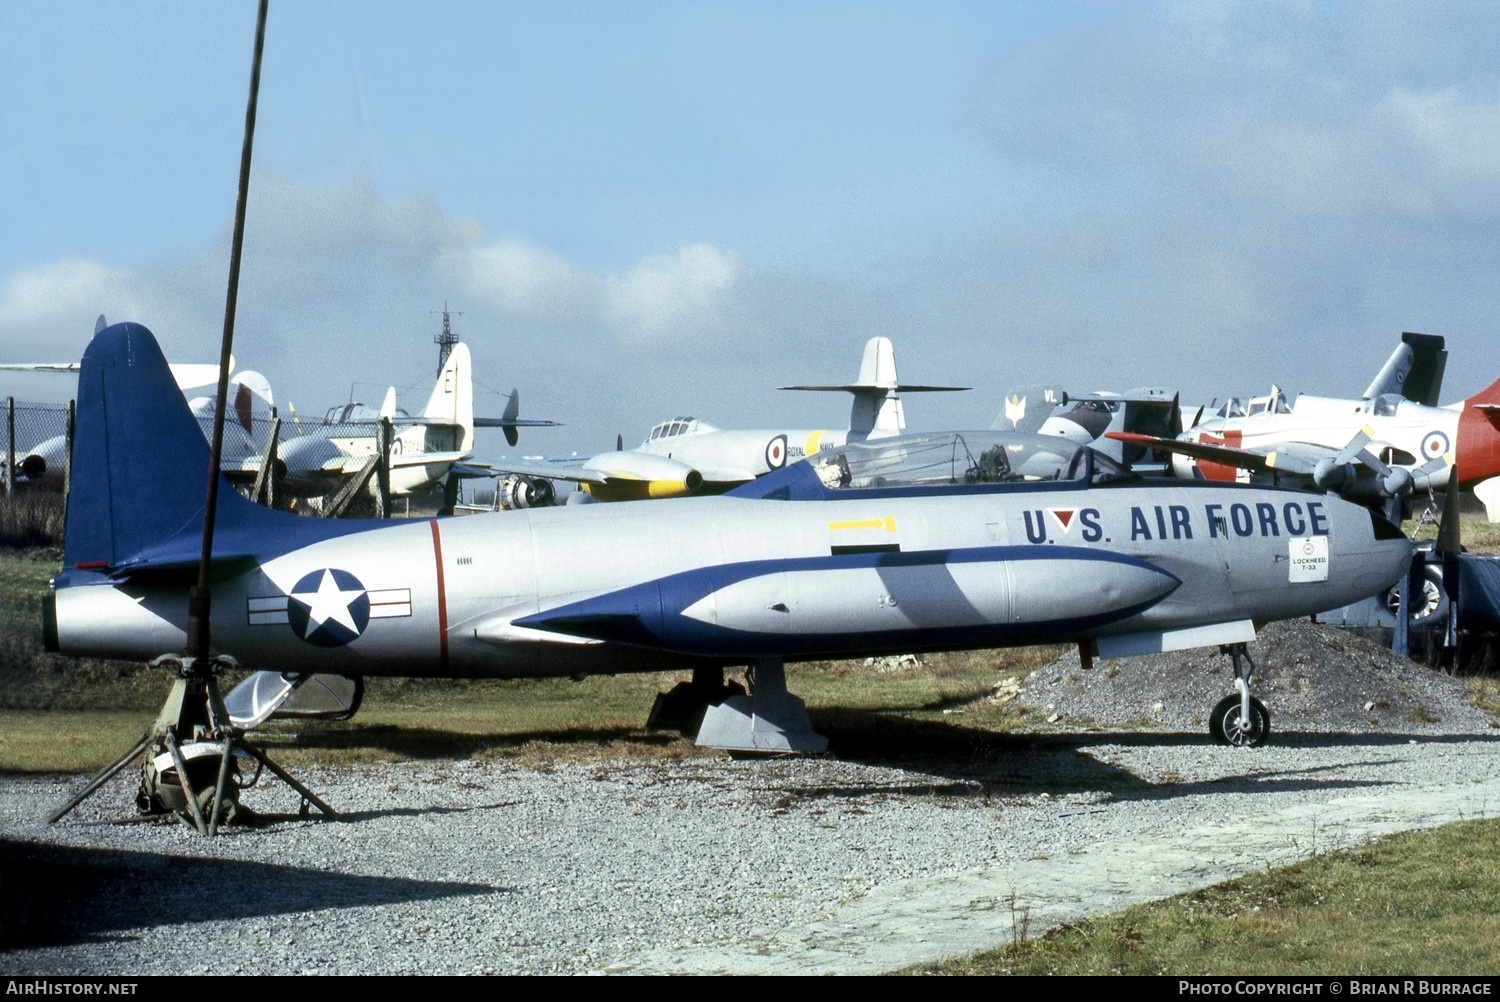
[3,1,1498,456]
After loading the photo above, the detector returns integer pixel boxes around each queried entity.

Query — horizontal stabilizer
[473,417,563,428]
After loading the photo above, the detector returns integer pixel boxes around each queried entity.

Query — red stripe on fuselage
[430,519,449,670]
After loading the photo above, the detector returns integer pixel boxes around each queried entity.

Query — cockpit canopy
[645,416,719,443]
[806,432,1134,491]
[322,402,411,425]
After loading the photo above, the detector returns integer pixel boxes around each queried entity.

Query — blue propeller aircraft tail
[61,322,370,581]
[64,322,226,573]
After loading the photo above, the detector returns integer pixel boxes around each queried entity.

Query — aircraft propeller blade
[1436,463,1462,555]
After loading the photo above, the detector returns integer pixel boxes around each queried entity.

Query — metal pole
[187,0,268,659]
[5,397,13,497]
[376,416,392,518]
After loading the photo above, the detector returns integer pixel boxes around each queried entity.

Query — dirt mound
[1008,619,1495,734]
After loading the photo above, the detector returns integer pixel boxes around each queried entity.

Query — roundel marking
[286,567,371,647]
[1420,430,1449,460]
[765,434,788,470]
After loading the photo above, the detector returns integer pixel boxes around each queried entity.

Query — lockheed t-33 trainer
[48,325,1412,785]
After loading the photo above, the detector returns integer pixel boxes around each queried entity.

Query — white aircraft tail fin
[379,386,397,420]
[855,335,898,389]
[780,336,968,437]
[423,343,475,451]
[229,371,274,433]
[852,336,902,434]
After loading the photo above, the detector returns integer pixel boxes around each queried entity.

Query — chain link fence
[1,399,71,546]
[0,397,423,544]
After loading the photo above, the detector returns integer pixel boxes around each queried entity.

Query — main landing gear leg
[1208,643,1271,747]
[47,654,336,834]
[695,657,828,755]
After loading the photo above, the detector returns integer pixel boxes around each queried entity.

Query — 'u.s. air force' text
[1022,501,1330,545]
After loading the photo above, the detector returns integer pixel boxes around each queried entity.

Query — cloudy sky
[2,1,1498,457]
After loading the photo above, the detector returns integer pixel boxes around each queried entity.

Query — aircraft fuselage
[48,473,1407,681]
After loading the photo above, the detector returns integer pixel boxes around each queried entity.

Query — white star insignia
[291,569,365,639]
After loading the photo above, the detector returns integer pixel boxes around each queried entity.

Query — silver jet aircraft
[47,324,1412,755]
[488,335,966,504]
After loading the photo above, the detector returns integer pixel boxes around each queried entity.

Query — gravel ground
[3,623,1499,976]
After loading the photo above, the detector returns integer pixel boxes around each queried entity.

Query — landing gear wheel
[1209,694,1270,747]
[1385,564,1446,629]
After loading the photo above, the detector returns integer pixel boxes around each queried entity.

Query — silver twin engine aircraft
[46,324,1413,753]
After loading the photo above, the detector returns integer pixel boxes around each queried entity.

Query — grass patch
[1410,508,1500,552]
[904,819,1500,976]
[0,650,1046,773]
[0,495,64,549]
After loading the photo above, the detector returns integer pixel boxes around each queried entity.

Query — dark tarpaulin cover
[1457,554,1500,631]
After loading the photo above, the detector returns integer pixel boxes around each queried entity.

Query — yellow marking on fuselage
[804,430,824,456]
[827,516,896,532]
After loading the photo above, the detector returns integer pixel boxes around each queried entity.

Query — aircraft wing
[0,363,80,373]
[1107,432,1277,472]
[329,416,562,429]
[691,464,760,484]
[389,450,468,470]
[474,449,705,500]
[1,359,232,390]
[472,458,609,486]
[300,450,467,476]
[1109,432,1402,478]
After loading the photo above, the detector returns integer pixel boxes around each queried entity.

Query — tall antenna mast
[433,301,462,375]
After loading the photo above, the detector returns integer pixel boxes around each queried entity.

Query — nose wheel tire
[1209,694,1270,747]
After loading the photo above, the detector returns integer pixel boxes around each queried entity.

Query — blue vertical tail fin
[63,323,263,573]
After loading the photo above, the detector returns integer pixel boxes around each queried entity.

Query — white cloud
[0,259,146,350]
[0,173,759,446]
[604,243,739,342]
[455,236,740,345]
[454,238,595,318]
[1383,85,1500,184]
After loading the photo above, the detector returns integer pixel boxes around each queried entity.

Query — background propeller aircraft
[47,324,1412,783]
[486,335,967,505]
[274,341,557,510]
[1111,334,1500,520]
